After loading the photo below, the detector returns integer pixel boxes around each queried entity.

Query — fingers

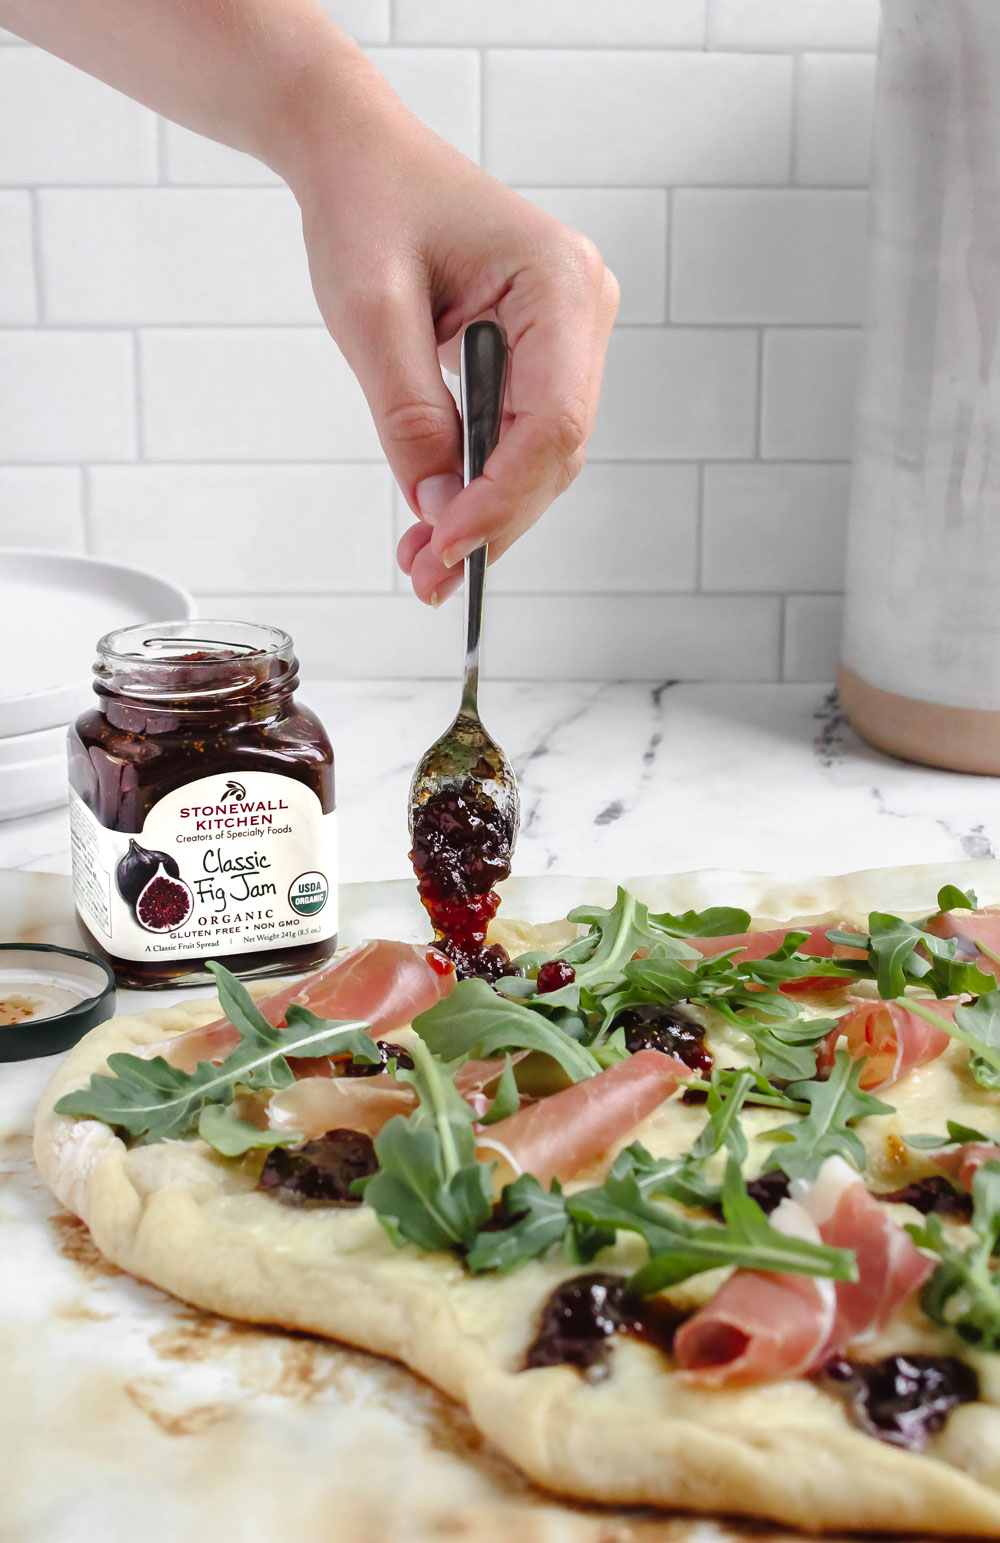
[428,239,617,570]
[332,284,464,524]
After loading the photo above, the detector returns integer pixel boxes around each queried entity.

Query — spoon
[408,319,520,850]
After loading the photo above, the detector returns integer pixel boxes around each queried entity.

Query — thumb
[335,291,463,524]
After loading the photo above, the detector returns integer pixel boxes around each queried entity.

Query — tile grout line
[753,327,765,458]
[663,187,673,323]
[80,464,94,552]
[131,330,145,461]
[694,460,705,593]
[155,117,168,184]
[790,52,803,185]
[28,187,45,326]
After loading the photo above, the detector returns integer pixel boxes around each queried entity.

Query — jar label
[70,772,337,963]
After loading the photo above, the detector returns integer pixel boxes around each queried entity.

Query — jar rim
[97,618,293,666]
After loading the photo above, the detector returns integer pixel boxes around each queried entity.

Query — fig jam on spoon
[409,322,519,980]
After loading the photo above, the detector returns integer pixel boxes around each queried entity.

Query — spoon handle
[459,320,508,716]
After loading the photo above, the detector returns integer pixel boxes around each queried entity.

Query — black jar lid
[0,943,116,1062]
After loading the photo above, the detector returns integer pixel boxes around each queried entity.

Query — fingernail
[441,537,481,569]
[415,473,462,526]
[430,575,461,608]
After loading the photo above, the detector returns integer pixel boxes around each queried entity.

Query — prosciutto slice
[938,1141,1000,1192]
[837,997,955,1091]
[675,1157,931,1387]
[153,940,455,1071]
[475,1049,686,1189]
[673,1200,836,1386]
[687,922,866,994]
[264,1055,515,1141]
[794,1157,932,1347]
[923,907,1000,982]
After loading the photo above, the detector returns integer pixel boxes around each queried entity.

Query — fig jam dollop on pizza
[36,881,1000,1535]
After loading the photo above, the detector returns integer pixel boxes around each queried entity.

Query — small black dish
[0,943,116,1062]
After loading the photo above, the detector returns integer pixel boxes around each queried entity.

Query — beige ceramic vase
[840,0,1000,774]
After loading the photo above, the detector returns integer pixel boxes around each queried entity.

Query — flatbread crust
[32,915,1000,1539]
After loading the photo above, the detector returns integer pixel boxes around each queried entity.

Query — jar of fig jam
[68,621,336,988]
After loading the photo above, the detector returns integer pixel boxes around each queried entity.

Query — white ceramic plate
[0,751,68,821]
[0,722,67,769]
[0,550,195,737]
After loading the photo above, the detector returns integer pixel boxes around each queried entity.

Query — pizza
[32,881,1000,1536]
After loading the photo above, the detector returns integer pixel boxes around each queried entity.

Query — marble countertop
[2,679,997,883]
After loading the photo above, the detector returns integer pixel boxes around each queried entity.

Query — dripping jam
[409,779,514,980]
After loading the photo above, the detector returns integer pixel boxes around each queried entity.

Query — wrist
[258,29,405,200]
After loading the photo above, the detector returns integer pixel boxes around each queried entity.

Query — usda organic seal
[288,871,329,916]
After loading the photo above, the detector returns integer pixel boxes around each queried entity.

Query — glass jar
[69,620,337,988]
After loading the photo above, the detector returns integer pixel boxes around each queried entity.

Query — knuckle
[546,401,590,466]
[560,231,606,290]
[381,396,455,450]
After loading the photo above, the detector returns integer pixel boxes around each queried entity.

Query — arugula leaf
[646,906,751,938]
[738,1016,838,1083]
[972,1056,1000,1090]
[683,1066,810,1115]
[906,1119,992,1150]
[412,977,601,1083]
[535,887,699,1008]
[911,1161,1000,1350]
[197,1103,302,1156]
[478,1055,520,1125]
[54,961,378,1142]
[691,1067,752,1163]
[905,992,1000,1079]
[611,1140,721,1211]
[363,1040,493,1253]
[937,884,979,913]
[763,1049,892,1181]
[568,1157,856,1297]
[465,1176,569,1273]
[862,912,995,1001]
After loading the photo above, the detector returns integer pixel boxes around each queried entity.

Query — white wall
[0,0,878,682]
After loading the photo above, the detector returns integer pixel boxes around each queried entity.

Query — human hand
[285,87,619,606]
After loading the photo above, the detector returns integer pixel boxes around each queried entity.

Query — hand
[288,94,619,606]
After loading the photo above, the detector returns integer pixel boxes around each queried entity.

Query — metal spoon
[407,319,520,848]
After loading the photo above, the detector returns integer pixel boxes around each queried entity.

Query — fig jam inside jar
[69,621,337,988]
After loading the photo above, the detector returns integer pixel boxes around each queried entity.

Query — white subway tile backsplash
[163,129,281,188]
[783,595,844,682]
[140,329,380,461]
[39,190,316,324]
[796,54,876,186]
[0,191,35,323]
[0,14,879,685]
[0,52,157,185]
[90,464,393,592]
[761,329,863,460]
[394,1,706,46]
[485,51,792,185]
[517,189,667,324]
[395,464,700,594]
[671,190,867,324]
[0,467,84,548]
[200,592,781,681]
[590,328,757,460]
[0,332,134,461]
[709,0,879,50]
[702,463,849,591]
